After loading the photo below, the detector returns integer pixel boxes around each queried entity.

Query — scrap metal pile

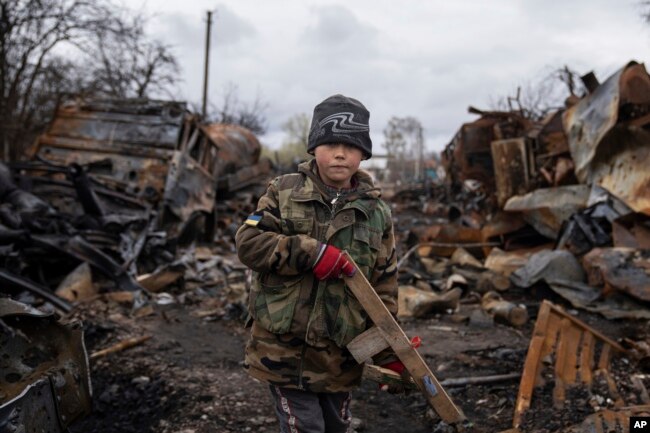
[1,97,271,302]
[2,60,650,433]
[394,60,650,431]
[0,97,272,430]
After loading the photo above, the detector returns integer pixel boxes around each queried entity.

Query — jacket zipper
[298,189,341,390]
[330,190,341,222]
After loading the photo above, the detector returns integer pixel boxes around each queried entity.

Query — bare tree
[209,83,268,135]
[282,113,310,150]
[266,113,311,166]
[0,0,182,161]
[87,15,179,99]
[643,1,650,22]
[490,66,585,121]
[382,116,425,182]
[383,117,408,161]
[0,0,121,159]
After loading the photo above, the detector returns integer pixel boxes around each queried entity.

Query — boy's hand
[313,245,356,280]
[379,337,420,393]
[379,360,407,393]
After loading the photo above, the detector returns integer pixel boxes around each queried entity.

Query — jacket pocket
[251,274,302,334]
[281,217,312,235]
[332,285,368,347]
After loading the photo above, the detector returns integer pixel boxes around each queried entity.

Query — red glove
[382,360,406,374]
[379,336,421,392]
[379,360,406,392]
[313,245,356,280]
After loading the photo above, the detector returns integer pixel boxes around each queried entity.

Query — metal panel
[492,138,531,207]
[563,61,650,215]
[27,98,229,240]
[47,114,181,148]
[0,298,91,430]
[202,123,262,176]
[0,378,65,433]
[504,185,591,239]
[162,150,216,221]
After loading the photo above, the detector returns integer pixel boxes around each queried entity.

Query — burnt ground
[67,284,648,433]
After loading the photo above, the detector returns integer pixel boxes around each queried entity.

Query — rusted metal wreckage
[21,97,272,238]
[441,107,534,210]
[1,97,272,302]
[440,60,650,220]
[564,61,650,215]
[3,60,650,432]
[0,298,92,432]
[1,98,273,431]
[427,60,650,291]
[394,59,650,431]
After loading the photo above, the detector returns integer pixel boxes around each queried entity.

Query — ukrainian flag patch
[245,214,263,227]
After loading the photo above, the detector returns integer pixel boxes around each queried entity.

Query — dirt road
[68,287,637,433]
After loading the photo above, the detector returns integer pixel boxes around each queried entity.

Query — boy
[236,94,400,433]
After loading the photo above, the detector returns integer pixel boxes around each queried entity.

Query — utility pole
[415,125,424,181]
[201,10,213,119]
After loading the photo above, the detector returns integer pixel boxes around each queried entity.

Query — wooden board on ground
[512,300,627,428]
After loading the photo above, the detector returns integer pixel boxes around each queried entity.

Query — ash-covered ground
[67,284,646,433]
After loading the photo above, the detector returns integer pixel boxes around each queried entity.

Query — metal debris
[1,94,273,311]
[0,298,91,431]
[504,185,591,239]
[491,137,533,208]
[510,249,586,289]
[442,107,534,200]
[510,249,650,320]
[2,58,650,432]
[582,248,650,302]
[563,61,650,215]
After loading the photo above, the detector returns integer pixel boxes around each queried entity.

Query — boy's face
[313,143,363,189]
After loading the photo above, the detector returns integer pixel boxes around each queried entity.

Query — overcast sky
[134,0,650,154]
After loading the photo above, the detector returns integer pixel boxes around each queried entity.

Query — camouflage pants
[269,385,352,433]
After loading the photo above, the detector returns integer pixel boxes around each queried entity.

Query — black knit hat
[307,94,372,159]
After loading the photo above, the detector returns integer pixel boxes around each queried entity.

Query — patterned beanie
[307,94,372,159]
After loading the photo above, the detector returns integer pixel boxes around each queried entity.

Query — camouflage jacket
[235,159,398,392]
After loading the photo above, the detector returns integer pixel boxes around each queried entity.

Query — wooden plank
[512,300,631,430]
[561,325,582,385]
[540,312,561,385]
[347,326,390,364]
[90,335,151,359]
[343,255,465,424]
[513,301,552,428]
[552,319,570,407]
[545,302,625,352]
[579,332,595,385]
[598,344,612,370]
[514,335,545,427]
